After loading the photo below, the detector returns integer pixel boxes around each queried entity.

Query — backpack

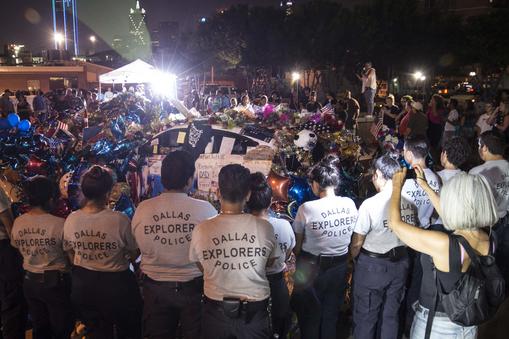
[424,234,505,339]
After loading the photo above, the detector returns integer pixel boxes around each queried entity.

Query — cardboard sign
[195,154,272,193]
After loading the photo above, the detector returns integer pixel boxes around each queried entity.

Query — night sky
[0,0,289,53]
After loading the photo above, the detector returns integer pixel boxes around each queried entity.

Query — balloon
[267,170,290,202]
[113,194,135,219]
[18,119,31,132]
[59,172,72,199]
[51,198,71,218]
[288,176,318,207]
[7,113,20,127]
[26,155,48,176]
[0,118,10,129]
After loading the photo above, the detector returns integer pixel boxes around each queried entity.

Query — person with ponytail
[63,165,141,339]
[291,155,358,339]
[247,172,295,339]
[11,176,74,339]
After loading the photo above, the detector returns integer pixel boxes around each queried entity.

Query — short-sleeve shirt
[476,114,492,135]
[354,186,417,254]
[408,112,429,137]
[444,109,459,132]
[132,192,217,282]
[63,209,137,272]
[293,196,358,256]
[266,216,295,275]
[402,168,441,228]
[469,160,509,219]
[0,190,10,241]
[11,213,69,273]
[437,169,463,183]
[189,214,276,301]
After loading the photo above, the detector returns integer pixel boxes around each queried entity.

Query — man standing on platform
[357,62,377,116]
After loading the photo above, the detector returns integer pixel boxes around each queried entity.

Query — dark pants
[404,249,422,336]
[201,298,270,339]
[291,252,348,339]
[0,240,26,339]
[267,271,290,339]
[71,266,142,339]
[23,272,74,339]
[494,215,509,289]
[353,253,409,339]
[142,276,203,339]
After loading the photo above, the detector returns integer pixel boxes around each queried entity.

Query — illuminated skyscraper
[51,0,79,55]
[280,0,295,15]
[129,1,148,47]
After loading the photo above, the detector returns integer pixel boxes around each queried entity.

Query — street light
[54,32,64,49]
[469,71,476,77]
[413,71,423,80]
[291,72,300,82]
[89,35,96,43]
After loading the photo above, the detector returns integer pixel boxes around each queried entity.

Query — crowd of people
[0,70,509,339]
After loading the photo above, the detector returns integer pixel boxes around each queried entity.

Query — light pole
[292,72,300,110]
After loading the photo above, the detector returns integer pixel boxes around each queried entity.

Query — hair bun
[249,172,268,191]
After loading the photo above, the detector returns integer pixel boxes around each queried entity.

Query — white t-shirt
[354,185,417,254]
[132,192,217,282]
[64,209,138,272]
[293,196,358,256]
[402,168,441,228]
[444,109,459,131]
[266,216,295,275]
[476,114,493,135]
[362,68,377,92]
[0,190,10,241]
[437,169,463,183]
[11,213,69,273]
[469,159,509,219]
[189,214,276,301]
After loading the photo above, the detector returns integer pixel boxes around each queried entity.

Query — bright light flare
[151,71,178,99]
[291,72,300,82]
[89,35,96,43]
[413,71,423,80]
[54,32,64,44]
[469,71,476,77]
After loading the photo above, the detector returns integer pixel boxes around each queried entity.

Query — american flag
[370,118,383,138]
[56,120,68,131]
[321,103,334,115]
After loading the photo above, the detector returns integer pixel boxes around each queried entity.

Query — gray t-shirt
[266,216,295,275]
[11,213,69,273]
[63,209,138,272]
[293,196,358,256]
[354,185,417,254]
[132,192,217,282]
[437,169,463,183]
[189,214,276,301]
[402,168,441,228]
[470,159,509,219]
[0,190,9,241]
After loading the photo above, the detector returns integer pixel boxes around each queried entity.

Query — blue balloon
[7,113,20,127]
[0,118,9,129]
[288,176,318,207]
[113,194,135,219]
[18,119,31,132]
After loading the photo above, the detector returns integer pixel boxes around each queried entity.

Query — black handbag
[424,234,505,339]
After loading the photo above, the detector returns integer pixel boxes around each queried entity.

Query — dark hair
[309,156,341,189]
[218,164,251,203]
[80,165,114,201]
[449,98,458,108]
[432,94,445,110]
[479,130,506,156]
[161,151,195,190]
[373,155,401,180]
[443,137,471,168]
[246,172,272,212]
[404,135,429,159]
[25,176,58,211]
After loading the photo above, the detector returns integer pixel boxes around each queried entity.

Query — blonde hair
[440,173,498,230]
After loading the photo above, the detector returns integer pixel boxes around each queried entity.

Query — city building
[3,44,33,66]
[280,0,295,15]
[51,0,80,55]
[129,0,148,47]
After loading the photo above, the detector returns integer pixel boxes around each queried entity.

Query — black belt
[360,246,408,261]
[204,296,268,312]
[267,271,284,283]
[299,250,348,268]
[24,270,69,283]
[143,275,203,290]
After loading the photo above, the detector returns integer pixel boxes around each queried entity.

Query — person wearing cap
[10,176,74,338]
[0,182,26,338]
[247,172,295,339]
[189,164,276,338]
[291,156,358,339]
[350,155,417,339]
[64,165,142,338]
[132,151,217,339]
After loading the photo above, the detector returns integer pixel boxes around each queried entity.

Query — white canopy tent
[98,59,157,85]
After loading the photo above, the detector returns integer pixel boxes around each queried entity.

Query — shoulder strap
[424,263,438,339]
[454,235,482,269]
[448,234,463,273]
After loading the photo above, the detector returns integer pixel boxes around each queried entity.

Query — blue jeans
[353,253,409,339]
[363,88,376,115]
[410,303,477,339]
[291,254,348,339]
